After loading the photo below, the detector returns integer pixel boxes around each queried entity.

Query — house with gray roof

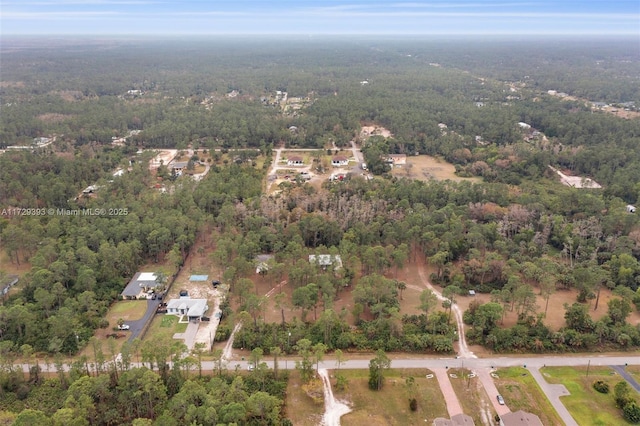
[166,297,209,321]
[121,272,163,299]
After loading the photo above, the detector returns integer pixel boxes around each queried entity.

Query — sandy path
[222,323,242,360]
[318,368,351,426]
[417,265,475,359]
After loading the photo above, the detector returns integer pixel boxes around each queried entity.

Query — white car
[118,324,130,330]
[247,364,255,371]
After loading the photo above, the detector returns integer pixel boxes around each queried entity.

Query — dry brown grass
[448,367,497,425]
[284,369,325,426]
[333,368,448,426]
[390,155,481,183]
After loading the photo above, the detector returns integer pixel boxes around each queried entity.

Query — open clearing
[333,368,448,426]
[494,367,563,426]
[391,155,481,183]
[541,366,625,426]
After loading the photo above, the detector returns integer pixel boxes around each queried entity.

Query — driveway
[433,367,463,417]
[611,365,640,392]
[127,298,161,342]
[477,367,510,416]
[529,367,577,426]
[173,320,199,349]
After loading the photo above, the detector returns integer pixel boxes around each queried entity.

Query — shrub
[409,398,418,411]
[623,401,640,424]
[592,380,610,394]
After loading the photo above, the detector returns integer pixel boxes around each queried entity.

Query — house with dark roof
[121,272,163,299]
[433,413,475,426]
[500,410,543,426]
[287,156,304,166]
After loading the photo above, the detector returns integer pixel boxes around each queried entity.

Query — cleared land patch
[333,368,448,426]
[390,155,481,183]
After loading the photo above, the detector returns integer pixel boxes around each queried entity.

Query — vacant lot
[542,366,625,426]
[494,367,563,426]
[390,155,481,183]
[332,368,448,426]
[284,369,325,426]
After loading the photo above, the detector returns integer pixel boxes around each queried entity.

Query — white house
[287,156,304,166]
[166,298,209,321]
[332,155,349,167]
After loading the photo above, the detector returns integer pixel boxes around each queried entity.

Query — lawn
[77,300,148,360]
[144,314,187,343]
[333,368,448,426]
[494,367,563,426]
[448,368,497,425]
[109,300,147,319]
[542,366,629,426]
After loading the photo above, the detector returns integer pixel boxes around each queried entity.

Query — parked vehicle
[497,395,505,405]
[118,324,130,330]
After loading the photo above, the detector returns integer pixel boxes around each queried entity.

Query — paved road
[14,351,640,426]
[611,365,640,392]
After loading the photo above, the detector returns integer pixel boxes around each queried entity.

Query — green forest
[1,36,640,424]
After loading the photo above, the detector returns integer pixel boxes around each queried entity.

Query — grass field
[495,367,563,426]
[541,366,628,426]
[109,300,147,319]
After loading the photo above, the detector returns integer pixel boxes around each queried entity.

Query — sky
[1,0,639,36]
